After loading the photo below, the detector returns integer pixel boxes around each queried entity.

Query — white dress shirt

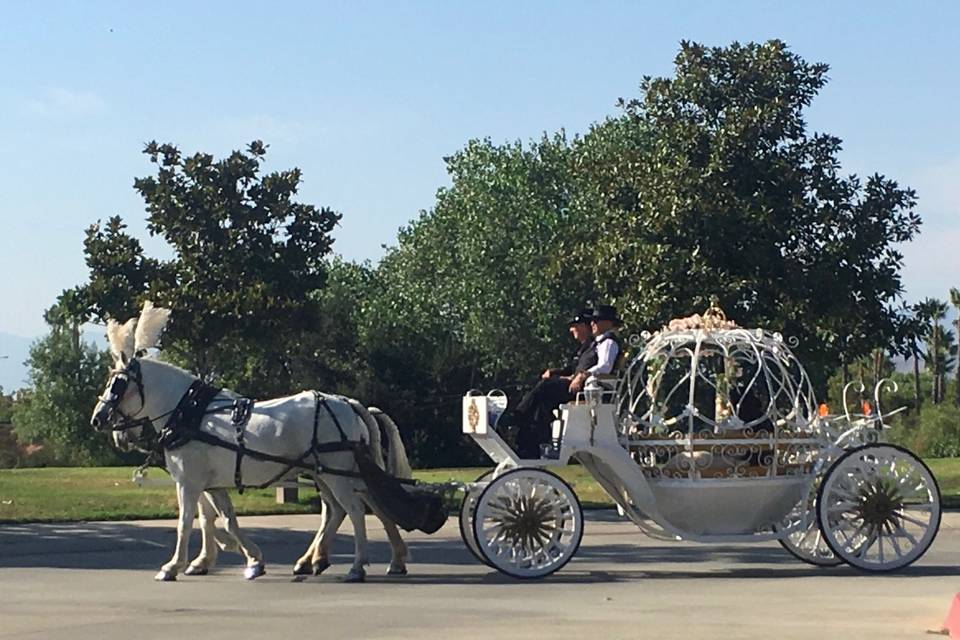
[587,331,619,375]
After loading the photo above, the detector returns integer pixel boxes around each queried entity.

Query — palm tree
[939,328,958,405]
[917,298,949,404]
[950,287,960,407]
[904,304,925,414]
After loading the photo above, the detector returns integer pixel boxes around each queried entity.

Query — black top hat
[568,308,593,326]
[591,304,622,326]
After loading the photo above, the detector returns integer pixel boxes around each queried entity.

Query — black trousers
[512,378,575,458]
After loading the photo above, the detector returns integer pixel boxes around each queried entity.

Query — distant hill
[0,328,108,394]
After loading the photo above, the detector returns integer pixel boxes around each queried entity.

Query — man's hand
[541,369,554,379]
[568,373,585,394]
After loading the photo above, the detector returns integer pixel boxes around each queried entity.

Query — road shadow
[2,518,957,584]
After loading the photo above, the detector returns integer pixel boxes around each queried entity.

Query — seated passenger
[541,308,595,380]
[510,305,622,458]
[567,304,623,393]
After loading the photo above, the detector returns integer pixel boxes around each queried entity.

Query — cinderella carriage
[458,305,941,578]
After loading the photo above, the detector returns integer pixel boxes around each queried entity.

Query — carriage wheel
[459,470,495,566]
[776,491,842,567]
[472,468,583,579]
[817,444,941,572]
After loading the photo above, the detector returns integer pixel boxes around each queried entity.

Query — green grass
[924,458,960,509]
[0,467,316,523]
[2,459,958,523]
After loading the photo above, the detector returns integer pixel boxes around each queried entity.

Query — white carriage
[459,306,942,578]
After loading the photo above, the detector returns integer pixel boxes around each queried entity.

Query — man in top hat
[566,304,623,395]
[511,308,596,458]
[511,305,623,458]
[541,308,596,380]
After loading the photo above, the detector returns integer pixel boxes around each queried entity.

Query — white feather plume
[106,318,137,362]
[134,301,171,354]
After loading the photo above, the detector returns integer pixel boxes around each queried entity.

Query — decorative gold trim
[468,399,480,432]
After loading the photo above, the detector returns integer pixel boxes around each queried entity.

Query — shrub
[886,404,960,458]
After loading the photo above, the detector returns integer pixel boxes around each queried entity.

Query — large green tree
[574,40,920,385]
[369,134,595,382]
[11,308,116,465]
[62,141,340,396]
[373,40,921,399]
[352,136,593,465]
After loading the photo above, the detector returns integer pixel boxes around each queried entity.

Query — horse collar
[159,381,223,450]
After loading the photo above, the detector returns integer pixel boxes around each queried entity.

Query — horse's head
[92,356,149,450]
[91,303,172,450]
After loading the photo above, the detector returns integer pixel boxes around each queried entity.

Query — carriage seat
[579,347,628,403]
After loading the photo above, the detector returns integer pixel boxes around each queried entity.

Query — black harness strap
[159,381,223,450]
[148,386,417,490]
[316,393,349,443]
[231,398,255,494]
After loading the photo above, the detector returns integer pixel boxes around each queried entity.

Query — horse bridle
[95,358,152,433]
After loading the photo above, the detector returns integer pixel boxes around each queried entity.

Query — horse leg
[184,493,221,576]
[205,489,265,579]
[312,497,347,574]
[209,491,241,553]
[364,498,408,576]
[367,500,408,576]
[294,490,346,576]
[156,482,201,581]
[206,488,266,580]
[325,476,368,583]
[294,507,324,576]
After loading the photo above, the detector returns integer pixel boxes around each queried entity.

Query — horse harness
[131,381,403,493]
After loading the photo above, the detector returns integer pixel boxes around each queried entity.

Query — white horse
[177,404,412,579]
[91,303,412,583]
[291,406,412,576]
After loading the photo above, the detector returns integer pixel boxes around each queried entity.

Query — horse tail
[369,407,413,480]
[346,399,385,469]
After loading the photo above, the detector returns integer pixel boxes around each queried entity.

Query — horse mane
[137,356,239,398]
[134,301,171,354]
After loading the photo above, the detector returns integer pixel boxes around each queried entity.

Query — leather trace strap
[147,386,417,491]
[232,398,255,494]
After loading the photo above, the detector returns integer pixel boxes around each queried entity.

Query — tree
[351,135,592,465]
[917,298,949,404]
[0,389,17,468]
[899,303,927,413]
[61,141,340,396]
[289,257,378,395]
[368,40,923,461]
[368,134,595,382]
[576,40,921,387]
[11,307,116,465]
[950,287,960,406]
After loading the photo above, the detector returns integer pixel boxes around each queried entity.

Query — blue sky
[1,1,958,341]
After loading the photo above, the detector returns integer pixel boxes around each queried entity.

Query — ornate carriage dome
[619,302,818,438]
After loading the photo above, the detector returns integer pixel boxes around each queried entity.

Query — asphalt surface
[1,511,958,639]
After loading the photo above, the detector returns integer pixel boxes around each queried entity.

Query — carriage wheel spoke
[896,511,930,528]
[892,521,919,547]
[884,522,904,557]
[856,532,877,559]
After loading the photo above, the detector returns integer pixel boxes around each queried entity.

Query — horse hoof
[154,570,177,582]
[386,566,408,576]
[343,568,366,583]
[184,565,208,576]
[244,564,266,580]
[313,559,331,576]
[292,563,312,576]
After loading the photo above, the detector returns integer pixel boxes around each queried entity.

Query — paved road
[0,511,957,639]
